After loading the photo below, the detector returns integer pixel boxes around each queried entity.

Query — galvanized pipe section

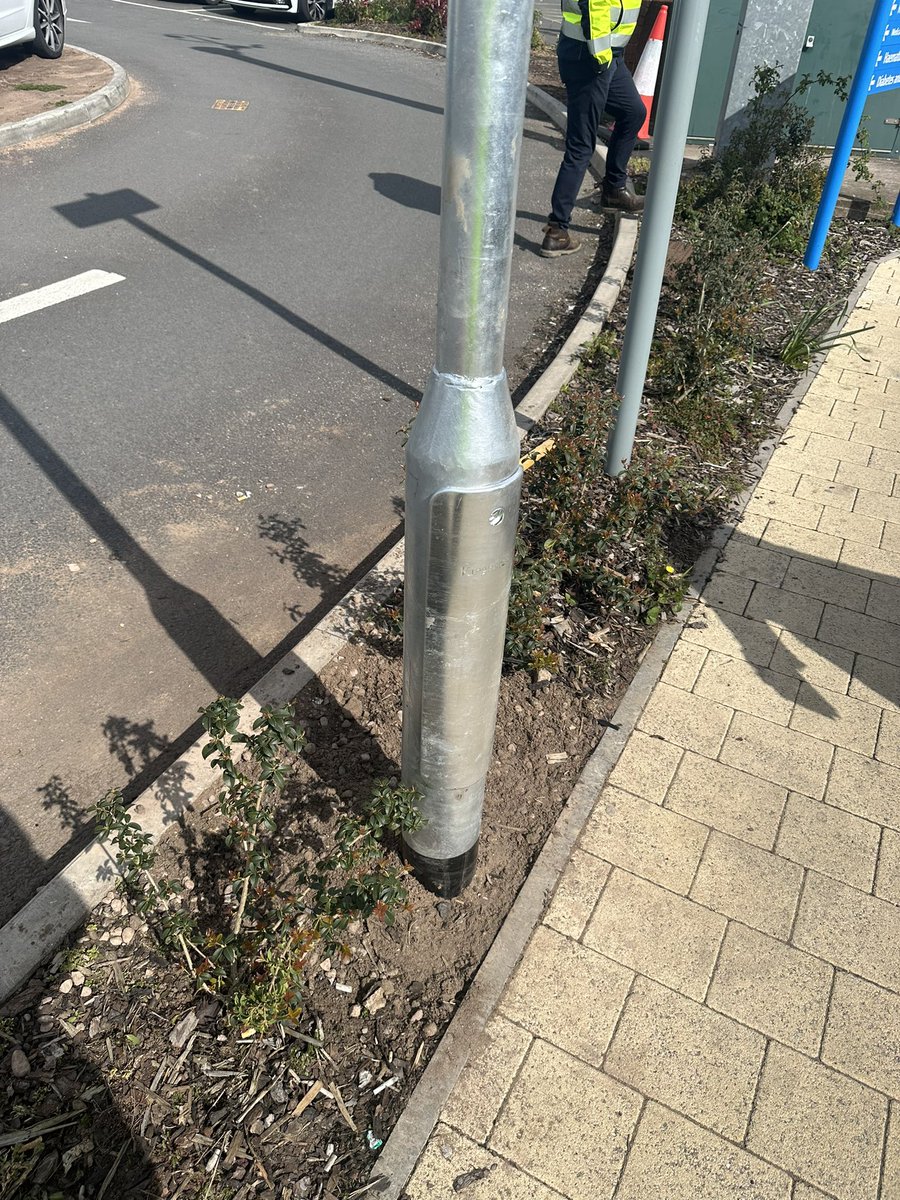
[401,0,531,895]
[605,0,711,476]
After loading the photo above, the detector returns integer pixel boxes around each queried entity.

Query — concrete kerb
[0,46,128,151]
[0,60,635,1004]
[368,263,900,1200]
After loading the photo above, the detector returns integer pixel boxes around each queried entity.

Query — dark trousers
[549,45,646,230]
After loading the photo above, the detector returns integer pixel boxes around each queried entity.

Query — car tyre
[294,0,327,21]
[32,0,65,58]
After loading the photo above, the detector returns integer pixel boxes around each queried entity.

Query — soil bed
[2,72,899,1200]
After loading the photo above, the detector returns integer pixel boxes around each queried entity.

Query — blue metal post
[893,189,900,226]
[804,0,894,270]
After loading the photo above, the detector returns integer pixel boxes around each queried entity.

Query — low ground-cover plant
[780,298,874,371]
[96,699,422,1032]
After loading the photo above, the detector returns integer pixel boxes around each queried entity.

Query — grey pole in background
[605,0,712,477]
[400,0,531,895]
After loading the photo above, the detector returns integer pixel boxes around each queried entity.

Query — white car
[227,0,332,22]
[0,0,65,57]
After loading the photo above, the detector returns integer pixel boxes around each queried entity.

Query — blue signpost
[805,0,900,271]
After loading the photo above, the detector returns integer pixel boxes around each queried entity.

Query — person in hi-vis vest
[541,0,645,258]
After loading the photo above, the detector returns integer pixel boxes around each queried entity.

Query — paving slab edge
[0,62,633,1005]
[368,245,900,1199]
[0,45,128,150]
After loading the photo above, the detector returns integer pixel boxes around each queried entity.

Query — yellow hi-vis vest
[560,0,612,66]
[610,0,641,48]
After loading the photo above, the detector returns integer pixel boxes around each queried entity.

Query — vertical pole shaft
[605,0,712,477]
[401,0,531,896]
[893,188,900,226]
[804,0,893,271]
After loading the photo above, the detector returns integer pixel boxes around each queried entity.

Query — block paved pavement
[403,259,900,1200]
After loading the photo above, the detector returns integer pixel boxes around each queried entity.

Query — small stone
[10,1048,30,1077]
[109,898,125,915]
[350,1005,362,1018]
[59,979,73,994]
[70,971,85,987]
[410,1009,424,1023]
[81,986,92,999]
[535,667,552,684]
[121,927,135,945]
[99,932,110,942]
[360,753,371,762]
[319,716,328,727]
[365,988,387,1014]
[424,1022,438,1037]
[109,936,122,948]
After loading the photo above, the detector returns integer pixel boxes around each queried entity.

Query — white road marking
[0,270,125,325]
[67,16,91,21]
[107,0,282,29]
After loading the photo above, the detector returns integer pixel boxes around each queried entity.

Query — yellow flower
[665,565,675,574]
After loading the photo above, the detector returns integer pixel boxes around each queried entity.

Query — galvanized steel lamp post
[400,0,532,896]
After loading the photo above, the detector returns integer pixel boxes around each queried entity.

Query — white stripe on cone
[634,4,668,141]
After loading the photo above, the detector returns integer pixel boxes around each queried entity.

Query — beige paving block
[499,925,631,1067]
[744,581,824,638]
[583,868,726,1001]
[768,445,839,482]
[693,653,799,726]
[443,1017,533,1143]
[790,681,882,756]
[865,577,900,624]
[637,681,734,757]
[781,557,870,612]
[745,489,824,531]
[719,712,833,798]
[826,748,900,829]
[796,474,858,510]
[699,572,754,616]
[759,519,843,566]
[878,710,900,768]
[839,536,900,580]
[855,487,900,524]
[489,1040,641,1200]
[849,654,900,712]
[818,506,885,545]
[661,640,709,690]
[791,409,854,440]
[747,1043,887,1200]
[881,519,900,556]
[793,871,900,992]
[759,465,802,495]
[806,432,873,464]
[707,922,832,1055]
[580,786,708,893]
[801,391,838,415]
[769,629,854,693]
[851,421,900,453]
[776,793,880,891]
[871,446,900,473]
[844,370,887,395]
[542,849,610,940]
[823,972,900,1101]
[615,1103,791,1200]
[734,509,768,540]
[836,458,895,495]
[680,605,778,668]
[604,976,765,1141]
[792,1187,834,1200]
[876,828,900,904]
[718,537,791,585]
[608,731,683,804]
[407,1125,562,1200]
[832,399,884,427]
[818,603,900,667]
[690,831,803,939]
[665,751,786,849]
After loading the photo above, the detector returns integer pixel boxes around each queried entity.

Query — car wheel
[32,0,65,58]
[294,0,327,21]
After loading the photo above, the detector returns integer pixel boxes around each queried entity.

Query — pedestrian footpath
[404,255,900,1200]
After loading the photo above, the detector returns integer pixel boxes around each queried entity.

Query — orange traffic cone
[634,4,669,142]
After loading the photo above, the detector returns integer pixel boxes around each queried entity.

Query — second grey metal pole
[605,0,711,476]
[401,0,532,895]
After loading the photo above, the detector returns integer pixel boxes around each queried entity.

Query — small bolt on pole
[605,0,712,477]
[400,0,532,896]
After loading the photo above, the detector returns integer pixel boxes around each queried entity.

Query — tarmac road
[0,0,599,921]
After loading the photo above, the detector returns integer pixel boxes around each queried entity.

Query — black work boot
[540,223,581,258]
[599,185,645,215]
